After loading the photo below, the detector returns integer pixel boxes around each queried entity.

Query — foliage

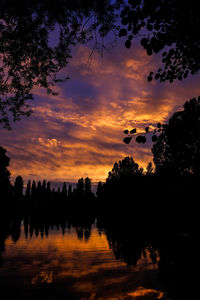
[120,0,200,82]
[0,0,122,128]
[0,146,11,195]
[1,1,200,128]
[152,97,200,175]
[107,156,143,181]
[75,177,92,197]
[14,175,23,199]
[123,123,161,144]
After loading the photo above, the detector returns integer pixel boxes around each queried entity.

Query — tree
[76,178,84,196]
[47,181,51,193]
[68,184,72,198]
[37,181,42,197]
[31,180,37,199]
[42,180,47,194]
[26,179,31,199]
[85,177,92,196]
[107,156,143,181]
[0,146,11,196]
[119,0,200,83]
[0,0,122,128]
[146,162,154,176]
[14,175,23,199]
[62,182,67,197]
[152,97,200,176]
[96,181,103,198]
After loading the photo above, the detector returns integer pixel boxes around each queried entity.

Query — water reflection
[0,212,197,300]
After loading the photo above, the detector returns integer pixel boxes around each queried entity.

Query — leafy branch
[123,123,163,144]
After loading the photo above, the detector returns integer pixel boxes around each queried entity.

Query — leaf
[123,137,132,144]
[119,28,127,37]
[141,38,147,46]
[125,40,131,48]
[130,128,137,134]
[123,129,129,134]
[136,136,142,143]
[157,122,162,128]
[136,135,146,144]
[152,135,158,142]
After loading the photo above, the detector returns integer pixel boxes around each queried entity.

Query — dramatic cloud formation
[1,39,200,185]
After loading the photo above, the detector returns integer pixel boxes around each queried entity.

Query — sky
[1,37,200,185]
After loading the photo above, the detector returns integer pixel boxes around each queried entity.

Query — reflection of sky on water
[0,223,165,299]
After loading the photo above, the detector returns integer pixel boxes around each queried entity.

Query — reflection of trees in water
[0,210,197,300]
[0,213,22,266]
[23,213,95,240]
[0,212,95,267]
[98,214,197,300]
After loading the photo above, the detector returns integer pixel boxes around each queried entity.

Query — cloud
[1,40,200,183]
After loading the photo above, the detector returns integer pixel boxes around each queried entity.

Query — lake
[0,213,196,299]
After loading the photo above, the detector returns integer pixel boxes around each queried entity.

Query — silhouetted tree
[31,180,37,199]
[152,97,200,176]
[146,162,154,176]
[47,181,51,194]
[68,184,72,197]
[84,177,92,196]
[0,146,11,197]
[25,179,31,199]
[14,175,23,200]
[108,156,143,181]
[37,181,42,198]
[42,180,47,195]
[62,182,67,197]
[0,0,122,128]
[76,178,84,196]
[119,0,200,82]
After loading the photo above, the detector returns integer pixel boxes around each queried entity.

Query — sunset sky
[1,36,200,186]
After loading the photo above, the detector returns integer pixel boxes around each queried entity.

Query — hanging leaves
[123,136,132,144]
[119,28,127,37]
[125,39,131,48]
[123,129,129,134]
[130,128,137,134]
[123,123,163,145]
[136,135,146,144]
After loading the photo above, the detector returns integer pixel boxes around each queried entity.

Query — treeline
[17,176,94,202]
[96,156,199,225]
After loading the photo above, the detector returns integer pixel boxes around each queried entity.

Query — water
[0,216,167,300]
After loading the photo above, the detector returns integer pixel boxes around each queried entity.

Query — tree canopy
[0,0,122,128]
[120,0,200,83]
[107,156,143,181]
[1,0,200,128]
[152,97,200,176]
